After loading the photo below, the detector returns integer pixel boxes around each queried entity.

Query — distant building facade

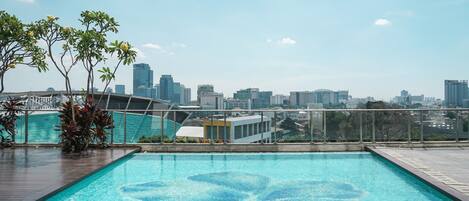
[197,84,214,104]
[444,80,468,108]
[159,75,174,102]
[270,95,289,105]
[233,88,272,109]
[203,115,271,143]
[289,90,348,107]
[133,63,155,98]
[225,98,251,110]
[199,92,224,109]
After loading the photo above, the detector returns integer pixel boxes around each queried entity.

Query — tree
[280,117,299,132]
[0,11,47,93]
[32,11,136,153]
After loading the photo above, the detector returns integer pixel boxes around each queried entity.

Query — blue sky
[2,0,469,100]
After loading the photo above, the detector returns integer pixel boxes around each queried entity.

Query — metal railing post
[223,112,227,144]
[310,111,314,144]
[420,110,424,143]
[359,111,363,144]
[261,112,264,144]
[274,112,277,144]
[123,111,127,144]
[210,114,214,144]
[407,113,411,144]
[24,110,29,144]
[110,112,114,145]
[173,112,177,144]
[323,111,327,143]
[160,111,165,144]
[372,111,376,143]
[456,111,460,142]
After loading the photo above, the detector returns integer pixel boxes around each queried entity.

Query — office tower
[159,75,174,101]
[271,95,289,105]
[133,63,154,98]
[115,84,125,95]
[183,87,191,105]
[289,91,314,107]
[199,92,224,109]
[233,88,272,108]
[172,82,181,104]
[197,84,214,104]
[154,84,160,99]
[445,80,468,108]
[225,98,251,110]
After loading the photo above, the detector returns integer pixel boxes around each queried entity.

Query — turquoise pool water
[7,112,180,143]
[48,152,451,201]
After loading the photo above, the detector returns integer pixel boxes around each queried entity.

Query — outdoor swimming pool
[47,152,452,201]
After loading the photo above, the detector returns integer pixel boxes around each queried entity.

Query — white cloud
[142,43,162,50]
[277,37,297,45]
[374,18,392,26]
[141,43,176,56]
[17,0,35,3]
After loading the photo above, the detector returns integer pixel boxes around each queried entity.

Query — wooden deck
[0,147,139,201]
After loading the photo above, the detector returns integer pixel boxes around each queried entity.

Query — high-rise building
[154,84,160,99]
[159,75,174,101]
[199,92,224,109]
[225,98,251,110]
[183,87,191,105]
[271,95,289,105]
[289,91,314,107]
[115,84,125,95]
[197,84,214,104]
[233,88,272,108]
[133,63,155,98]
[172,82,181,104]
[445,80,468,108]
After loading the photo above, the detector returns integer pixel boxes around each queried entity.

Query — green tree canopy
[0,11,47,93]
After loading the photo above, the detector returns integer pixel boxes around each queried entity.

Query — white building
[271,95,289,105]
[199,92,224,109]
[203,115,271,143]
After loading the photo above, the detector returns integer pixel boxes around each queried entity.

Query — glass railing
[3,109,469,145]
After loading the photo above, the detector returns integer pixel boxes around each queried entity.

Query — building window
[235,126,242,139]
[243,125,248,137]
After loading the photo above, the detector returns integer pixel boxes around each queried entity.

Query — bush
[0,99,23,148]
[59,96,113,153]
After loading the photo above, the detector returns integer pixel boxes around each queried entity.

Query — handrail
[2,108,469,112]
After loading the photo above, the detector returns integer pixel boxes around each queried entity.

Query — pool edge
[35,148,140,201]
[366,146,469,201]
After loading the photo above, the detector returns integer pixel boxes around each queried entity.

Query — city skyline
[2,0,469,100]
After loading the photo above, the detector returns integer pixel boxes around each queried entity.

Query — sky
[2,0,469,100]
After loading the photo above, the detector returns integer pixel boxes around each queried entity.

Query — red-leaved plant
[59,95,113,153]
[0,98,23,148]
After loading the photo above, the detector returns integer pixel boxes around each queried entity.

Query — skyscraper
[159,75,174,101]
[172,82,181,104]
[133,63,155,98]
[183,87,191,105]
[445,80,468,108]
[233,88,272,108]
[197,84,214,104]
[115,84,125,94]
